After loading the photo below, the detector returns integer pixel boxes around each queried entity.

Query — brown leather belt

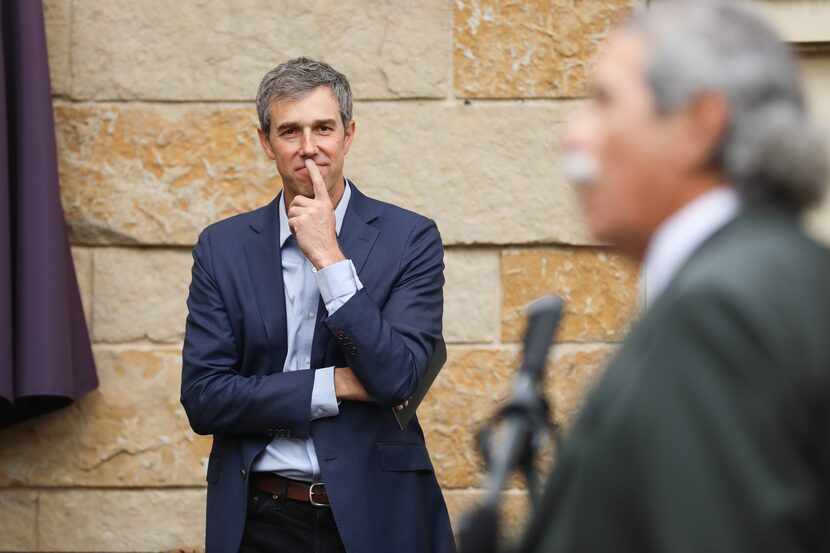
[250,472,330,507]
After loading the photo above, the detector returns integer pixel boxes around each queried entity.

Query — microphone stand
[457,295,564,553]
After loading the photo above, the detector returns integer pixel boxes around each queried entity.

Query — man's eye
[592,87,611,106]
[318,126,332,132]
[281,128,297,136]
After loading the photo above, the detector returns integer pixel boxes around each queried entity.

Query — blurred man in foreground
[522,1,830,551]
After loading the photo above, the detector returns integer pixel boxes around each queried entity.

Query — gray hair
[256,57,353,136]
[628,0,828,211]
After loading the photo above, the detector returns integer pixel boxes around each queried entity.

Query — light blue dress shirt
[251,181,363,481]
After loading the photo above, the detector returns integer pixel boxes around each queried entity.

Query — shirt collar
[279,179,352,247]
[641,186,742,308]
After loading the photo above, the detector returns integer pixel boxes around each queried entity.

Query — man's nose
[300,130,318,157]
[563,109,592,152]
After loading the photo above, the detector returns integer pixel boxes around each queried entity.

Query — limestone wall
[1,1,827,551]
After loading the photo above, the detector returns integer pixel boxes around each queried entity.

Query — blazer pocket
[376,442,434,472]
[206,455,221,484]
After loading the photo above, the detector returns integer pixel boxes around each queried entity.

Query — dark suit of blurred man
[522,2,830,552]
[181,58,455,553]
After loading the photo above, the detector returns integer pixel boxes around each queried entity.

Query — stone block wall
[3,1,828,551]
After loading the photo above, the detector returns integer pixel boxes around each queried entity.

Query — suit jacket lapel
[243,195,288,374]
[337,187,380,275]
[656,204,795,310]
[310,184,380,369]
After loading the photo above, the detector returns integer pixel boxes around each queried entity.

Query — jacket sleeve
[322,218,444,407]
[180,228,315,438]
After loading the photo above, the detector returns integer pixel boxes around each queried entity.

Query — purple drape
[0,0,97,429]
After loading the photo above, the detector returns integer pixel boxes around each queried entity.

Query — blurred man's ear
[689,92,730,168]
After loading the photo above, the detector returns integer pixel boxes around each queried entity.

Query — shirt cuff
[313,259,364,315]
[311,366,339,420]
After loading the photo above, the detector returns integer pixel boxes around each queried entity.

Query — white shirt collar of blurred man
[641,186,742,308]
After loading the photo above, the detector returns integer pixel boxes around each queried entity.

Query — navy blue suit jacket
[181,184,456,553]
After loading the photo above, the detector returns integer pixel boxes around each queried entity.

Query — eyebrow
[275,118,338,132]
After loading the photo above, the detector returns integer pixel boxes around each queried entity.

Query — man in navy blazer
[181,58,455,553]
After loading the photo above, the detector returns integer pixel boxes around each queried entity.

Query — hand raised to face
[286,159,346,270]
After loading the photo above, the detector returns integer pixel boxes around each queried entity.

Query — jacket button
[348,346,357,356]
[240,469,247,479]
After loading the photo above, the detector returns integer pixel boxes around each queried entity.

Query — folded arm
[180,229,317,438]
[322,219,444,407]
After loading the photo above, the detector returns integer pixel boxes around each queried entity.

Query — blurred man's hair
[628,0,828,211]
[256,57,353,136]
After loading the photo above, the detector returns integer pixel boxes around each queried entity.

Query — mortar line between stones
[81,340,620,351]
[3,485,210,492]
[69,244,196,251]
[446,0,456,104]
[88,340,184,350]
[88,247,95,341]
[444,341,619,351]
[69,243,620,252]
[33,489,40,550]
[66,0,74,101]
[444,243,619,251]
[496,249,504,340]
[2,485,538,494]
[443,487,532,494]
[51,96,588,108]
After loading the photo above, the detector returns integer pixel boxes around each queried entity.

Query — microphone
[459,294,565,553]
[517,295,565,387]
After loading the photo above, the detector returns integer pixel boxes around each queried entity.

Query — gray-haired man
[521,2,830,552]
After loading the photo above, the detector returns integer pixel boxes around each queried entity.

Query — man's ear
[342,119,356,156]
[257,127,277,160]
[689,92,729,166]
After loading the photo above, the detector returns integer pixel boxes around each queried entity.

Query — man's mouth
[297,162,328,171]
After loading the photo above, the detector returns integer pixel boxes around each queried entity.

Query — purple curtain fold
[0,0,97,429]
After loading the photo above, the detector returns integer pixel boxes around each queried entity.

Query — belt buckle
[309,482,329,507]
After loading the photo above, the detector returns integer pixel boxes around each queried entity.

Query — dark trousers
[239,488,346,553]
